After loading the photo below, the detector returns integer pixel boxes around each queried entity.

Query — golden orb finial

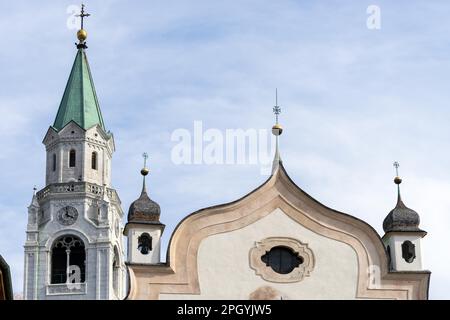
[77,29,87,42]
[394,176,402,185]
[272,123,283,136]
[141,167,149,176]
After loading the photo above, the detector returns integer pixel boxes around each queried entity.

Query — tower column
[58,147,63,183]
[81,142,85,182]
[65,249,71,284]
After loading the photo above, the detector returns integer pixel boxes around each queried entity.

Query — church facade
[125,161,430,300]
[23,7,430,300]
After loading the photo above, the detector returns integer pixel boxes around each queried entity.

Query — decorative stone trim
[250,237,314,283]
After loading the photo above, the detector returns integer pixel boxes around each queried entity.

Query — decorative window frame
[44,230,91,291]
[249,237,315,283]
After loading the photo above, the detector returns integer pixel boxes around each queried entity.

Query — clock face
[57,206,78,226]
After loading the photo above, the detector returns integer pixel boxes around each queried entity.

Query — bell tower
[382,162,426,271]
[124,154,165,265]
[23,5,126,300]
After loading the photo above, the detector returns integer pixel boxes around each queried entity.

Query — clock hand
[63,208,74,219]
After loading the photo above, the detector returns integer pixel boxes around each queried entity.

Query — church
[23,6,430,300]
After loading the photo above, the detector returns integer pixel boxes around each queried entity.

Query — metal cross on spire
[393,161,400,176]
[393,161,403,200]
[143,152,149,168]
[271,89,283,174]
[76,4,91,30]
[273,88,281,125]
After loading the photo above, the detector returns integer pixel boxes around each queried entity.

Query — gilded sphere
[77,29,88,41]
[141,168,149,176]
[394,176,402,185]
[272,124,283,136]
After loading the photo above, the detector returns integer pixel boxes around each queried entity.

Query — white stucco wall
[160,208,359,300]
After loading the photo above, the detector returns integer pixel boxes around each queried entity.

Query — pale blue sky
[1,0,449,299]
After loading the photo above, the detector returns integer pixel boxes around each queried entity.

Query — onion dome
[127,159,162,224]
[383,164,423,233]
[383,195,421,233]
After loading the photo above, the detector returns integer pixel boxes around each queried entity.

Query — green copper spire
[53,48,105,131]
[53,5,104,131]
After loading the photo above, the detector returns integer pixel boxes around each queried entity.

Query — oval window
[261,246,304,274]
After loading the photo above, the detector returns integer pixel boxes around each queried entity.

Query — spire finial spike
[393,161,403,203]
[273,88,281,125]
[275,88,278,111]
[75,4,90,49]
[30,185,39,207]
[271,89,283,174]
[141,153,150,193]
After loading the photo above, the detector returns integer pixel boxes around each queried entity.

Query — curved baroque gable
[127,164,430,300]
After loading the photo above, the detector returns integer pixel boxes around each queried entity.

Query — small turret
[124,153,165,264]
[382,162,426,271]
[27,187,39,227]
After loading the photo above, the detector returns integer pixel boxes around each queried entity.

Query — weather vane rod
[273,88,281,124]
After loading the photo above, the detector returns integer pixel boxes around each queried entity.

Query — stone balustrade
[36,182,120,203]
[46,283,86,296]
